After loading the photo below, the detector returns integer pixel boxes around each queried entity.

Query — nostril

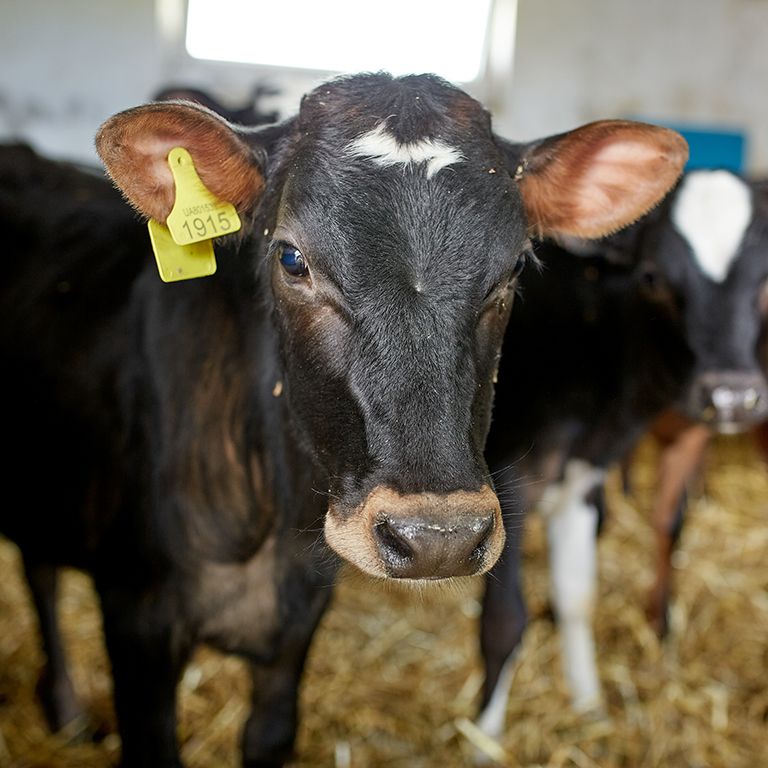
[374,518,414,565]
[711,385,738,410]
[469,514,495,563]
[709,385,767,413]
[744,388,761,411]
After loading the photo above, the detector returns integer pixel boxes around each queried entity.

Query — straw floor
[1,434,767,767]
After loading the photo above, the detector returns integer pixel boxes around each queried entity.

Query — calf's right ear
[96,102,266,223]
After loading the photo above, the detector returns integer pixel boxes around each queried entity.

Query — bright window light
[186,0,493,83]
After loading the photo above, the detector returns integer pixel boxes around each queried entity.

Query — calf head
[97,73,686,579]
[622,170,768,432]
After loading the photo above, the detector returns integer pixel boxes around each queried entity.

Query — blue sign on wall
[670,126,746,173]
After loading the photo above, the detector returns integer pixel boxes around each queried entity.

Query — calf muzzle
[687,370,768,433]
[325,486,505,580]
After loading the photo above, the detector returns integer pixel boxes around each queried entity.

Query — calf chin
[325,486,504,580]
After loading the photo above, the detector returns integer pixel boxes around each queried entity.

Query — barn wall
[0,0,318,163]
[501,0,768,172]
[1,0,163,162]
[1,0,767,171]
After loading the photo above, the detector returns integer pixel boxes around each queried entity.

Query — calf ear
[504,120,688,239]
[95,102,265,223]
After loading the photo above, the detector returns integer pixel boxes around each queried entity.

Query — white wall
[2,0,768,171]
[0,0,317,163]
[1,0,163,162]
[500,0,768,171]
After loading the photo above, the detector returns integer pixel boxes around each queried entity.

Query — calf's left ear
[96,102,265,223]
[504,120,688,240]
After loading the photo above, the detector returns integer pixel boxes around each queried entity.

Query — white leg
[475,650,518,740]
[546,459,604,713]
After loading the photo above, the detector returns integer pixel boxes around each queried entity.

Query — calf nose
[690,371,768,432]
[324,485,505,580]
[374,510,495,579]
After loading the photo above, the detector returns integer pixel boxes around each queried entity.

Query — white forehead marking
[346,123,464,179]
[671,170,753,283]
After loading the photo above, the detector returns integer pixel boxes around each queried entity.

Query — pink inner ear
[96,104,265,223]
[129,135,181,219]
[520,122,688,240]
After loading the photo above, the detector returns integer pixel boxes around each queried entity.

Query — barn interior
[1,1,768,766]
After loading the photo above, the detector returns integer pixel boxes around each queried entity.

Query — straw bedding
[1,434,766,767]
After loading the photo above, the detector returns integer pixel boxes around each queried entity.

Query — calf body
[153,83,280,126]
[479,169,768,734]
[0,73,685,766]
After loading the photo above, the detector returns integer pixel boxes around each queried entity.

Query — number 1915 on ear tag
[147,219,217,283]
[147,147,242,282]
[165,147,241,245]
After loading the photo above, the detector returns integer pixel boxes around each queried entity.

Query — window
[185,0,494,83]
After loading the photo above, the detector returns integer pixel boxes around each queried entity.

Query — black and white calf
[479,168,768,734]
[0,73,686,766]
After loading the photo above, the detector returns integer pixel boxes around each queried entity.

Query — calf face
[632,170,768,431]
[97,73,686,580]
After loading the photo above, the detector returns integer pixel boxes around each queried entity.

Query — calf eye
[510,251,527,280]
[482,252,528,310]
[498,252,528,295]
[278,243,309,277]
[640,266,657,288]
[638,263,665,296]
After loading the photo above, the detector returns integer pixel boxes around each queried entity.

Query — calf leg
[242,648,310,768]
[752,420,768,462]
[477,530,527,740]
[646,422,711,636]
[241,587,332,768]
[546,459,604,713]
[98,587,190,768]
[22,558,84,733]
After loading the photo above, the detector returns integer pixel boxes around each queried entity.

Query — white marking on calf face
[347,123,464,178]
[672,170,753,283]
[542,459,605,713]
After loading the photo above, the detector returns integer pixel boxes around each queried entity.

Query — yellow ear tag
[165,147,241,245]
[147,219,217,282]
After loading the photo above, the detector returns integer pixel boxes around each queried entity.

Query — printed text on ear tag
[165,147,241,245]
[147,219,217,282]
